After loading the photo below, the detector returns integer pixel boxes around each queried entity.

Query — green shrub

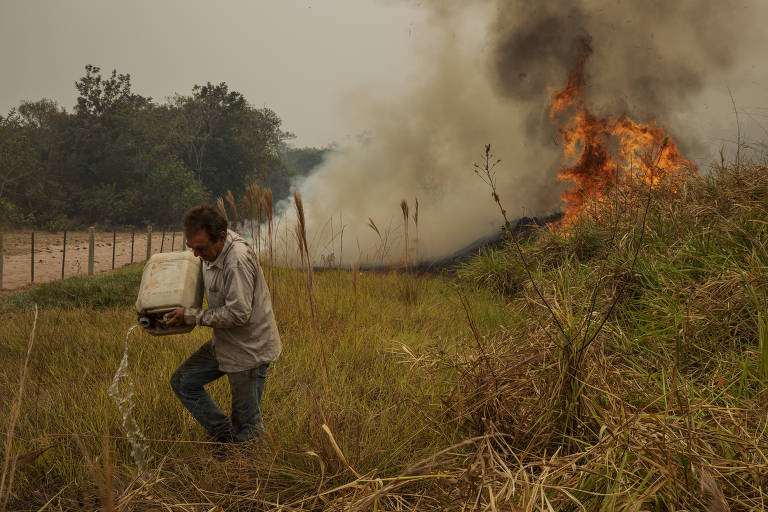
[457,245,523,296]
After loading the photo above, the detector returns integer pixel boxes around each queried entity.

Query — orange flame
[550,39,695,223]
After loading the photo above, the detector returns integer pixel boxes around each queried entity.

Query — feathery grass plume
[263,188,274,266]
[294,191,328,383]
[294,192,308,261]
[246,185,255,244]
[413,197,419,265]
[367,217,383,263]
[256,186,263,259]
[263,188,273,224]
[294,191,312,301]
[400,199,410,271]
[294,223,305,267]
[367,217,381,239]
[244,184,255,243]
[225,190,239,229]
[216,197,229,222]
[367,217,393,264]
[248,184,261,257]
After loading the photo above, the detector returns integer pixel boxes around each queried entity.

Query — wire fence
[0,227,185,291]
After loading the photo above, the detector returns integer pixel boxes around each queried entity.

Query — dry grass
[2,161,768,510]
[0,264,506,510]
[225,190,239,224]
[366,217,394,264]
[253,184,262,256]
[264,188,274,266]
[215,197,228,222]
[0,305,37,512]
[293,190,317,328]
[449,160,768,510]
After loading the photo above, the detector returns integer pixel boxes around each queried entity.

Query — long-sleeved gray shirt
[184,230,281,373]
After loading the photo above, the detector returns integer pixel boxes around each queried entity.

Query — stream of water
[109,324,152,476]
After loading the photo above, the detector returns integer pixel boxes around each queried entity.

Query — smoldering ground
[282,0,764,265]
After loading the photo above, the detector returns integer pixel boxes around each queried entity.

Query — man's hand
[164,307,186,328]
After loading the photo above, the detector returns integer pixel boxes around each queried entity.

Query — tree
[170,82,284,198]
[0,111,41,205]
[0,66,321,228]
[138,159,208,225]
[74,65,149,118]
[170,87,225,181]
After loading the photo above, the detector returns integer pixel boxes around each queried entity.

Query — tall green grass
[0,263,511,509]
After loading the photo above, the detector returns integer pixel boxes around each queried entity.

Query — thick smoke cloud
[280,0,760,265]
[491,1,745,124]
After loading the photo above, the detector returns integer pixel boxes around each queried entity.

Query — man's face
[186,230,226,262]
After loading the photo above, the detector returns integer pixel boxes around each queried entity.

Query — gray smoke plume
[491,1,749,136]
[281,0,762,266]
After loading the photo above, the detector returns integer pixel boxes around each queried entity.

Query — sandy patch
[0,230,186,291]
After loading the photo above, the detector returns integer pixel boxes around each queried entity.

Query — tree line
[0,65,329,230]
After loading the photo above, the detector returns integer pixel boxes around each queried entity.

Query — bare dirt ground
[0,231,185,291]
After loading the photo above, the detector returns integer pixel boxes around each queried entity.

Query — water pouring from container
[109,250,203,475]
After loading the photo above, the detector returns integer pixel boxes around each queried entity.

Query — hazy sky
[0,0,765,152]
[0,0,423,147]
[3,0,767,263]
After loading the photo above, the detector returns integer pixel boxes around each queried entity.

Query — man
[164,203,281,443]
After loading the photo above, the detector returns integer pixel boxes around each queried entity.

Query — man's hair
[183,204,228,243]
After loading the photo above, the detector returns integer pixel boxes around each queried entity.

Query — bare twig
[473,144,568,340]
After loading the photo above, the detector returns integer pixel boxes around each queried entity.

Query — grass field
[0,259,511,510]
[2,161,768,510]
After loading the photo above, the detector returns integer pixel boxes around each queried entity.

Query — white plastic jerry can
[135,251,203,336]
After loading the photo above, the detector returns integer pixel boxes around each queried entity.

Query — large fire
[550,39,695,223]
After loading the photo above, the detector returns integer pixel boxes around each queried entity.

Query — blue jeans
[170,341,268,443]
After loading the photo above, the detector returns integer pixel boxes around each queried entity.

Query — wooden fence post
[0,231,4,290]
[112,230,116,269]
[61,231,67,279]
[130,230,135,264]
[146,225,152,260]
[88,227,95,275]
[30,231,35,283]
